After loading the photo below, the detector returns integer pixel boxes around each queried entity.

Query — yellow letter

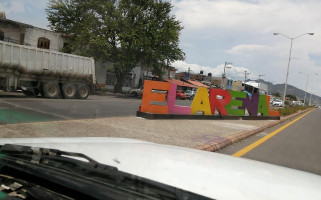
[191,87,211,115]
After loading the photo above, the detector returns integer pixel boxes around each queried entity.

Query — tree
[46,0,185,93]
[274,92,281,97]
[286,94,297,101]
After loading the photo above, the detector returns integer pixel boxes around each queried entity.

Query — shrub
[278,106,307,116]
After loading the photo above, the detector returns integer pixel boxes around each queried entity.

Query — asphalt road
[219,109,321,176]
[0,92,192,123]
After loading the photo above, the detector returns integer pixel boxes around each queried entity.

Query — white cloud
[172,0,321,96]
[227,44,273,55]
[174,0,321,33]
[0,1,25,15]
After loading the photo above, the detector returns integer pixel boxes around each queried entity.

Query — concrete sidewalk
[1,109,311,150]
[0,116,273,148]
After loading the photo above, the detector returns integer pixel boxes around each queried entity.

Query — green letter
[225,91,246,116]
[257,95,268,116]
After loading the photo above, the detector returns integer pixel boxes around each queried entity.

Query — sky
[1,0,321,96]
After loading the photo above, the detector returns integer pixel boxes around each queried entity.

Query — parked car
[292,101,304,106]
[129,87,167,98]
[176,90,186,100]
[272,99,283,107]
[129,87,144,97]
[185,90,195,100]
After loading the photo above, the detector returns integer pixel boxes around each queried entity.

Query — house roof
[164,79,197,88]
[0,18,33,29]
[187,80,209,88]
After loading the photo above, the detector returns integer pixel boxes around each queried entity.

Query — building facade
[0,14,66,51]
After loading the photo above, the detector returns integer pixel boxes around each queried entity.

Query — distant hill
[254,79,320,104]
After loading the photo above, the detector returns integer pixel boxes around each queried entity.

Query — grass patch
[277,106,310,116]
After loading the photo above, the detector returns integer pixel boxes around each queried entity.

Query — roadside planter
[137,80,280,120]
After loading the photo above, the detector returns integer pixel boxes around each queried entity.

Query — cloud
[173,0,321,33]
[227,44,273,55]
[171,60,256,81]
[0,0,49,29]
[0,1,25,14]
[171,0,321,96]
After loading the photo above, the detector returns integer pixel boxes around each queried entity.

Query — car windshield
[1,0,321,199]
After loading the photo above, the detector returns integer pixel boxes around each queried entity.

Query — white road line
[0,99,71,120]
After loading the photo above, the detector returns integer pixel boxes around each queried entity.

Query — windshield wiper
[0,144,99,164]
[0,144,214,200]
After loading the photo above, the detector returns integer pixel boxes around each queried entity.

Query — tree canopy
[46,0,185,92]
[286,94,297,101]
[274,92,281,97]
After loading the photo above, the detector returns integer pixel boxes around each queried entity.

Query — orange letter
[141,80,171,114]
[266,96,280,116]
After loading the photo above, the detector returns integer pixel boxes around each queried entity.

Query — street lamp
[307,89,315,106]
[258,74,265,80]
[299,72,318,106]
[222,62,232,89]
[273,32,314,107]
[244,70,251,82]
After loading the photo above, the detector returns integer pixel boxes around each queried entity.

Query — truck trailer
[0,40,95,99]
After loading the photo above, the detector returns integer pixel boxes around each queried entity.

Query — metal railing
[0,36,31,46]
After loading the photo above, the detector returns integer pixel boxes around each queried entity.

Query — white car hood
[0,137,320,200]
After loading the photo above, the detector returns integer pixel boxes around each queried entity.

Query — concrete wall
[24,27,66,51]
[95,60,113,85]
[0,26,25,44]
[259,82,268,95]
[232,81,243,91]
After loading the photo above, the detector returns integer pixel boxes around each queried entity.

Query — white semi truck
[0,40,95,99]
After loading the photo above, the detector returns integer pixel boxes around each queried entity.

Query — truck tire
[43,82,60,98]
[76,84,90,99]
[62,83,76,99]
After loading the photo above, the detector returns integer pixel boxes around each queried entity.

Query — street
[219,109,321,176]
[0,92,192,123]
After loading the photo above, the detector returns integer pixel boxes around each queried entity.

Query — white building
[244,81,268,95]
[0,13,67,51]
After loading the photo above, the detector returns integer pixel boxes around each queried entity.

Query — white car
[0,137,321,200]
[272,99,283,107]
[129,87,144,97]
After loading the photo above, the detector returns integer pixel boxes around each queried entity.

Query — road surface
[219,109,321,176]
[0,92,191,123]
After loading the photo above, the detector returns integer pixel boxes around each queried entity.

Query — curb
[136,111,280,120]
[194,108,314,152]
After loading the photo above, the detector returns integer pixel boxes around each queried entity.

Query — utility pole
[258,74,265,80]
[244,70,250,82]
[299,72,318,106]
[244,70,251,91]
[309,93,313,106]
[222,62,232,89]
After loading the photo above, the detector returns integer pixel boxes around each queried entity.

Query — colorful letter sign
[140,80,279,117]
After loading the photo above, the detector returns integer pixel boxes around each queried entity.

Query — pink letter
[168,84,191,114]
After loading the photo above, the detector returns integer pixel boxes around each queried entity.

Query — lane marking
[0,99,70,120]
[232,109,315,157]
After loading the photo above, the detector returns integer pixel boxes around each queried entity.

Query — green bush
[278,106,307,116]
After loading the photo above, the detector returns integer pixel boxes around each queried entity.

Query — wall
[259,82,268,95]
[232,81,243,91]
[24,27,66,51]
[95,60,113,85]
[0,26,25,44]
